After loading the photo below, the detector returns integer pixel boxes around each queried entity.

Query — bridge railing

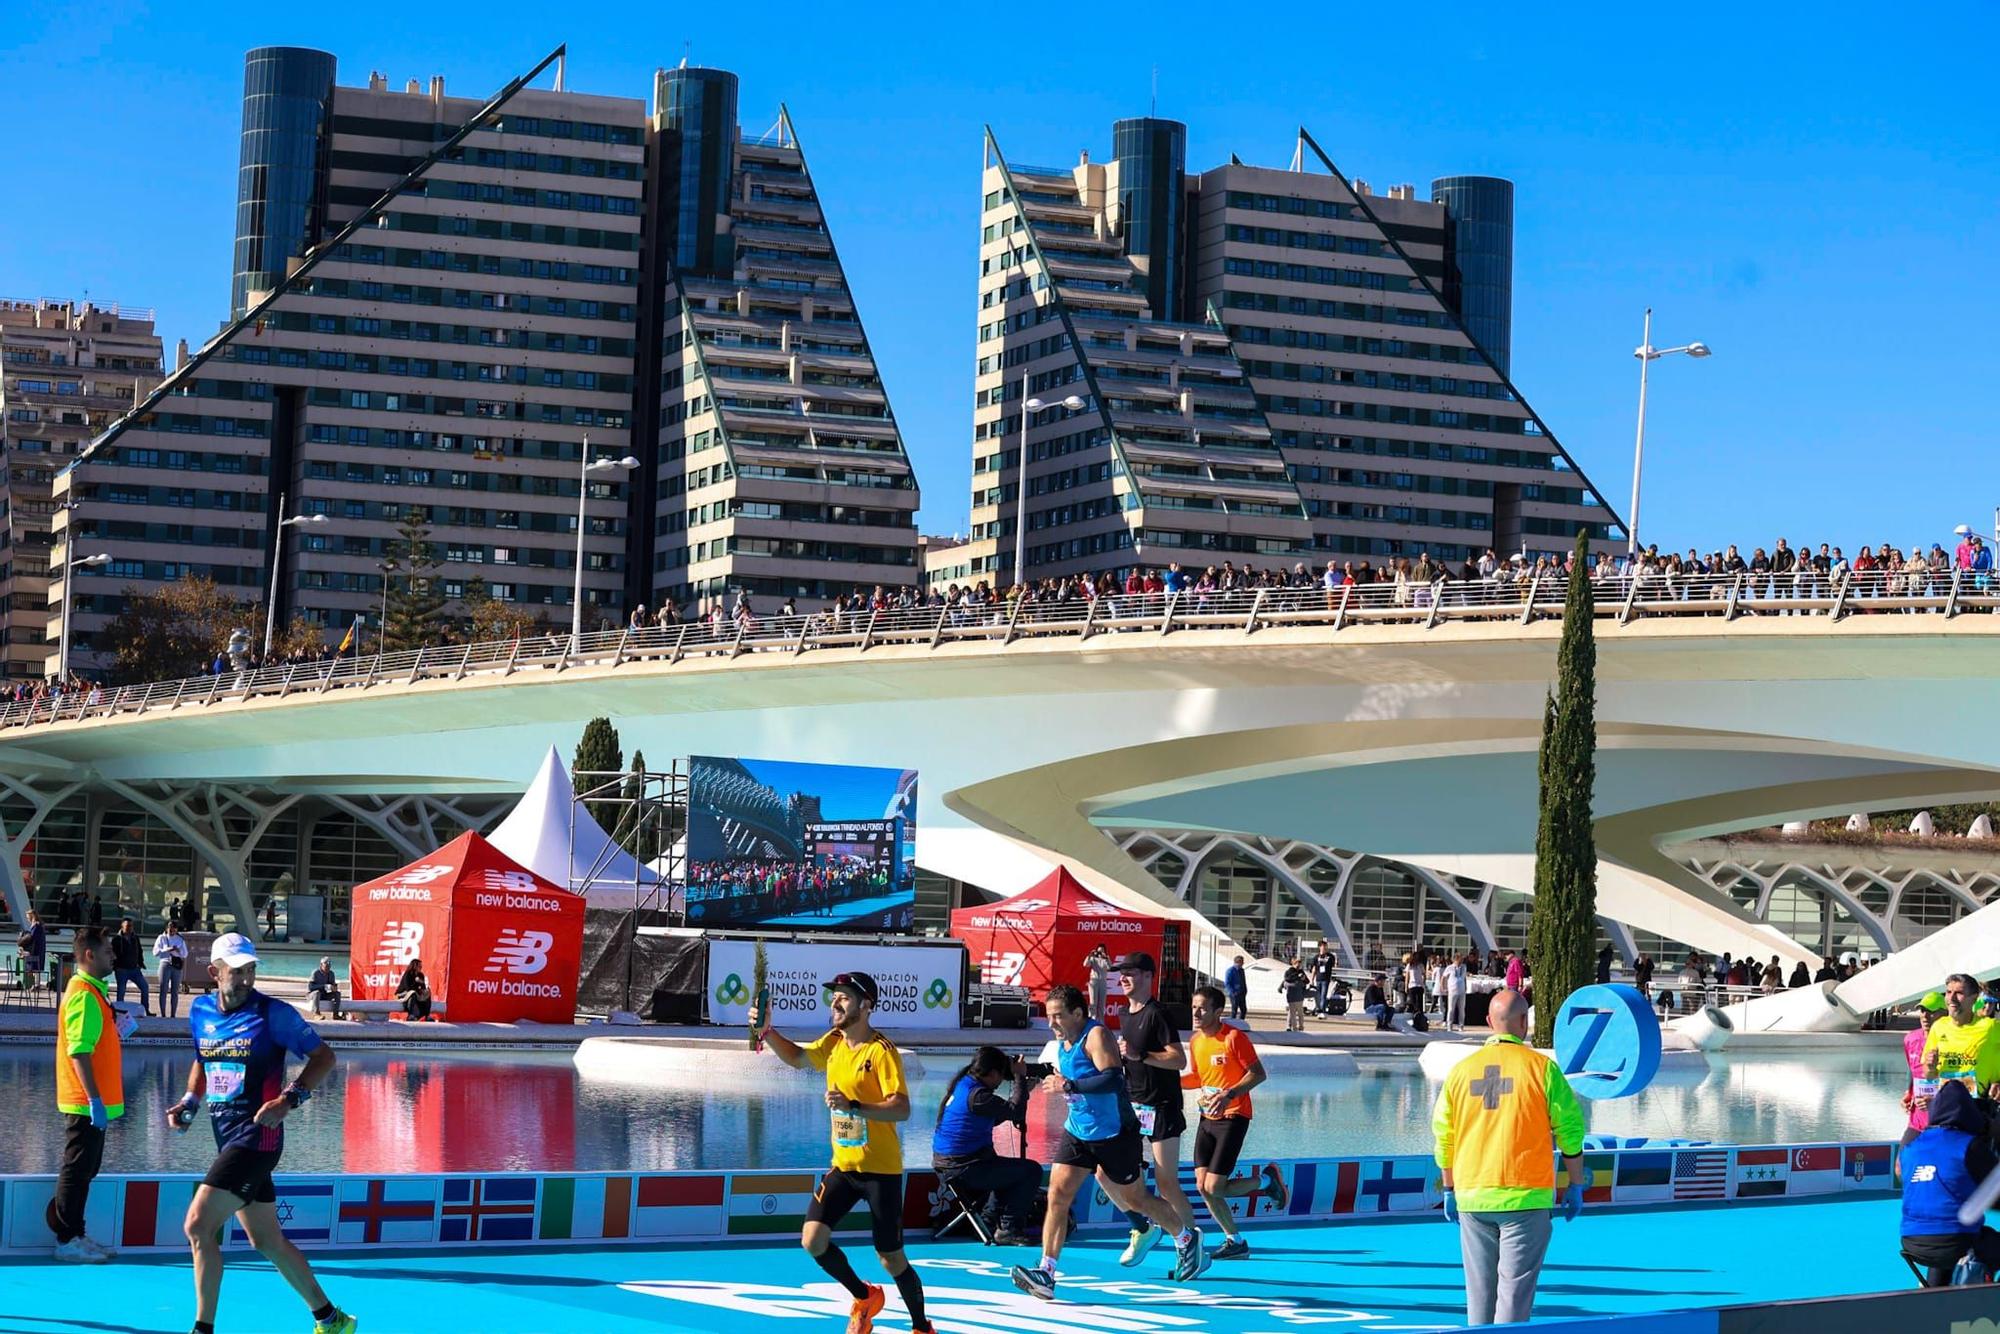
[5,568,1996,733]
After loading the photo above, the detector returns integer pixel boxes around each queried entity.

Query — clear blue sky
[5,4,1995,550]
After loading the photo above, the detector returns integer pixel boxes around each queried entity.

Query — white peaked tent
[488,746,674,906]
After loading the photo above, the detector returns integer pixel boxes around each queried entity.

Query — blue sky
[5,4,1995,551]
[714,757,903,823]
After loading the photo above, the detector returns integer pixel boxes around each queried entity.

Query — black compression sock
[811,1244,869,1300]
[311,1303,336,1322]
[893,1266,927,1327]
[194,1323,215,1334]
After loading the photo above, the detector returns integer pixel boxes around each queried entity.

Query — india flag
[539,1176,634,1241]
[726,1172,820,1236]
[632,1176,725,1238]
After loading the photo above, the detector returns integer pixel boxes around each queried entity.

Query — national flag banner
[1672,1150,1730,1200]
[1732,1148,1791,1199]
[632,1175,728,1239]
[1614,1150,1675,1204]
[1286,1161,1337,1217]
[726,1172,820,1236]
[1566,1152,1616,1205]
[902,1171,940,1228]
[1845,1143,1894,1189]
[440,1176,538,1243]
[121,1179,198,1249]
[1355,1157,1437,1213]
[3,1178,118,1251]
[229,1179,334,1247]
[1787,1145,1844,1196]
[337,1177,438,1245]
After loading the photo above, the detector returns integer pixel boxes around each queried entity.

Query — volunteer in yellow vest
[1924,972,2000,1096]
[753,972,936,1334]
[50,926,127,1263]
[1431,988,1588,1327]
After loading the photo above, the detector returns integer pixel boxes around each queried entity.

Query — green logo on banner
[923,979,954,1009]
[715,973,750,1004]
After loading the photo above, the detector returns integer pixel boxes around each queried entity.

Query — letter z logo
[484,929,554,975]
[373,921,424,967]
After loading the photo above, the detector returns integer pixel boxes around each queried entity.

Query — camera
[1022,1061,1056,1081]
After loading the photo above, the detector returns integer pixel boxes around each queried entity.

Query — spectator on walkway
[396,957,432,1021]
[1085,946,1111,1023]
[1363,974,1393,1030]
[109,918,150,1016]
[1595,946,1614,985]
[1444,953,1469,1032]
[1788,960,1812,989]
[1503,951,1525,993]
[1223,955,1248,1022]
[1282,958,1308,1032]
[1312,946,1333,1015]
[15,909,46,986]
[152,920,187,1019]
[308,957,346,1020]
[1433,989,1587,1326]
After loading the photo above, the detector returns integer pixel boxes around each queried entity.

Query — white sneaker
[80,1234,117,1259]
[53,1238,105,1264]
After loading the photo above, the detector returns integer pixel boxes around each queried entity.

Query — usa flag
[1671,1151,1729,1200]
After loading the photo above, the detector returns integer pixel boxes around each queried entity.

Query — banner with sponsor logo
[348,832,585,1024]
[706,939,964,1028]
[947,866,1166,1028]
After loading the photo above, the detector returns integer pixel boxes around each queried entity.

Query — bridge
[6,578,2000,991]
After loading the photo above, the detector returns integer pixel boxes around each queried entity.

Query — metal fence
[6,567,1997,734]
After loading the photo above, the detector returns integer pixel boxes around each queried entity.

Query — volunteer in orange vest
[50,925,128,1263]
[1431,988,1587,1327]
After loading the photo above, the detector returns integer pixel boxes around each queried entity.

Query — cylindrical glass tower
[1112,117,1187,323]
[655,67,740,278]
[232,47,337,317]
[1430,175,1515,374]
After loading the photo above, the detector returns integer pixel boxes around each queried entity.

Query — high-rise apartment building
[0,301,163,678]
[646,70,918,611]
[953,125,1311,589]
[52,50,915,676]
[950,122,1617,587]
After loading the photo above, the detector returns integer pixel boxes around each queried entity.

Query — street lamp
[263,491,330,658]
[571,437,639,649]
[54,551,112,682]
[1627,307,1711,555]
[1013,377,1087,591]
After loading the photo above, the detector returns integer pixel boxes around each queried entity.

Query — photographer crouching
[931,1046,1042,1246]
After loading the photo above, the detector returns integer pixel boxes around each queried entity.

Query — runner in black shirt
[1112,951,1207,1280]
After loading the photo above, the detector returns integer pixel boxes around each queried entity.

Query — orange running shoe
[846,1283,885,1334]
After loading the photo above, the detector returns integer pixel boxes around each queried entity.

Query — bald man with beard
[1431,989,1588,1326]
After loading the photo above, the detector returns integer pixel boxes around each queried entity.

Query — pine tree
[572,717,624,835]
[616,749,652,859]
[381,509,446,651]
[1528,529,1599,1047]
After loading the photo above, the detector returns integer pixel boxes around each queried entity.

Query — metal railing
[4,568,1997,734]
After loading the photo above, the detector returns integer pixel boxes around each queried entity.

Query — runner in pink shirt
[1901,991,1948,1171]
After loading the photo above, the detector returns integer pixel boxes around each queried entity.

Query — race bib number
[1913,1077,1940,1102]
[1135,1104,1157,1137]
[1198,1086,1227,1118]
[204,1062,246,1103]
[831,1108,869,1150]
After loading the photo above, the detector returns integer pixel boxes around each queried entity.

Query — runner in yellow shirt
[1924,973,2000,1095]
[753,971,935,1334]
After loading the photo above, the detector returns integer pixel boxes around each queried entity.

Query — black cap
[1111,951,1156,974]
[826,972,879,1005]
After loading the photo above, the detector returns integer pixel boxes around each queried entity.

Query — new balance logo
[374,921,424,967]
[483,929,553,975]
[480,869,540,893]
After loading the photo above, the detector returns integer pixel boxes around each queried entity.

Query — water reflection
[0,1044,1910,1174]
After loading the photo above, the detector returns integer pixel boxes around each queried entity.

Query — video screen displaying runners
[686,756,918,932]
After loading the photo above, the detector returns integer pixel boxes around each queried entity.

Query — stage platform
[0,1194,1917,1333]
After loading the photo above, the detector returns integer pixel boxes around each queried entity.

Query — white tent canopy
[489,746,673,906]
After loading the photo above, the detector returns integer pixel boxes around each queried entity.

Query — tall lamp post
[54,551,112,681]
[571,437,639,650]
[1013,375,1086,592]
[263,492,330,658]
[1627,308,1711,555]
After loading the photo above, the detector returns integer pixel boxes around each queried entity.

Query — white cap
[210,932,259,967]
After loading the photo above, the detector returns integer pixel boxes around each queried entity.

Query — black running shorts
[1052,1128,1145,1186]
[1193,1116,1251,1176]
[203,1146,283,1206]
[805,1169,906,1252]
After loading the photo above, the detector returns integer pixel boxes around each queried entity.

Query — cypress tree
[572,717,624,835]
[1527,530,1599,1047]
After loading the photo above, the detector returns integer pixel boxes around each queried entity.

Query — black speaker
[646,987,702,1023]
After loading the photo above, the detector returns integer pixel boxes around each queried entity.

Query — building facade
[0,301,163,679]
[948,121,1620,588]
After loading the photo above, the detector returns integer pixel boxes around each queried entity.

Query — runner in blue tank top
[1010,984,1193,1302]
[165,933,352,1334]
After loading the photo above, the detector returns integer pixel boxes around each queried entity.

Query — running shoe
[1118,1222,1163,1267]
[79,1234,118,1259]
[1262,1162,1290,1211]
[1210,1236,1250,1261]
[310,1315,356,1334]
[991,1224,1033,1247]
[1170,1227,1210,1281]
[846,1283,885,1334]
[51,1237,104,1264]
[1010,1264,1056,1301]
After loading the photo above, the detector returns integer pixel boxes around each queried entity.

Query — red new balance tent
[949,867,1166,1028]
[348,832,586,1024]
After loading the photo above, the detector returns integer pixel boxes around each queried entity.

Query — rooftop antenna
[1289,130,1305,173]
[1151,66,1158,116]
[554,49,565,91]
[681,40,690,68]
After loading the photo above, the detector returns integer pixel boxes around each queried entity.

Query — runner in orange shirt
[1182,984,1288,1261]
